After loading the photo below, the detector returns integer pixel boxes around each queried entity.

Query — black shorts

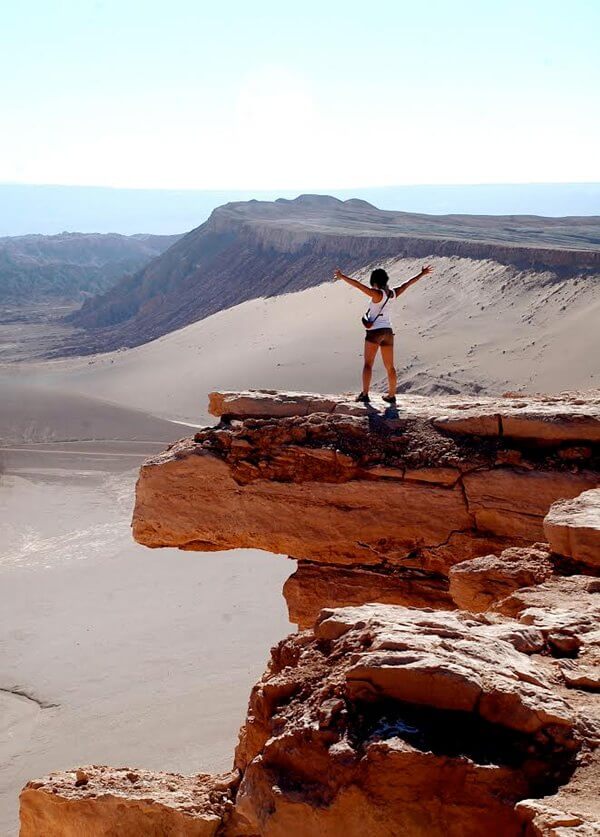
[365,328,394,347]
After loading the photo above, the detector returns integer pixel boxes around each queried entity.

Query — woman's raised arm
[333,268,382,300]
[393,264,433,298]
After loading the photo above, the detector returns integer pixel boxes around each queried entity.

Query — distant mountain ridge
[62,194,600,356]
[1,182,599,236]
[0,231,180,304]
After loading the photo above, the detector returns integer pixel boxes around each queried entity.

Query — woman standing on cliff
[334,264,433,404]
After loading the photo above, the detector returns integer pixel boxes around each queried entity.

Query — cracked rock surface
[133,391,599,619]
[230,603,597,836]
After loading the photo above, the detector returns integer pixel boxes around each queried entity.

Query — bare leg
[362,340,379,394]
[380,344,397,397]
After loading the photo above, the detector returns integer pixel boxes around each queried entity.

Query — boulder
[449,545,554,612]
[544,489,600,568]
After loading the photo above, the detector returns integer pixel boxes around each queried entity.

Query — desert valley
[1,193,599,835]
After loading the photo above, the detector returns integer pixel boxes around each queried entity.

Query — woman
[334,264,433,404]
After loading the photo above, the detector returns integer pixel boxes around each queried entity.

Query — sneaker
[356,392,370,403]
[382,395,397,404]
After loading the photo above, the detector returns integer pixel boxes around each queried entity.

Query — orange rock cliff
[20,391,600,836]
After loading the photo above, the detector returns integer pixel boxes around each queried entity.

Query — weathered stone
[133,400,599,573]
[19,767,238,837]
[464,469,597,541]
[316,605,573,731]
[420,531,524,577]
[231,604,586,837]
[209,390,600,443]
[403,466,461,485]
[25,390,600,837]
[544,489,600,568]
[494,575,600,705]
[133,439,473,568]
[516,753,600,836]
[284,562,452,628]
[449,545,554,612]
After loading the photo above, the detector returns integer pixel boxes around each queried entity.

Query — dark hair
[370,268,389,289]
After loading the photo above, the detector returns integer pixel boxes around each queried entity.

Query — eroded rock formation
[133,390,599,623]
[21,390,600,836]
[544,489,600,569]
[230,603,596,837]
[20,768,237,837]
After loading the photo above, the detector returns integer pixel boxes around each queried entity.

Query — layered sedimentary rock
[284,563,453,629]
[21,390,600,836]
[448,544,555,613]
[24,580,600,836]
[544,488,600,569]
[230,602,598,837]
[20,767,238,836]
[133,390,599,623]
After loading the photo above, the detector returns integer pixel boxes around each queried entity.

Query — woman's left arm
[333,268,380,299]
[393,264,433,297]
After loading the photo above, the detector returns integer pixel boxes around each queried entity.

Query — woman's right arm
[334,269,380,299]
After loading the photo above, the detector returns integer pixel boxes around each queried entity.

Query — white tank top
[366,289,394,330]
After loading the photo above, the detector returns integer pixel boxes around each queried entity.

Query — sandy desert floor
[0,439,290,834]
[1,255,598,832]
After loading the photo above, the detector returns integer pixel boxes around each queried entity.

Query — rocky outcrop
[544,489,600,569]
[229,602,597,837]
[284,563,453,630]
[207,390,600,443]
[23,586,600,836]
[61,195,600,354]
[20,767,238,836]
[21,390,600,836]
[448,544,555,612]
[133,390,599,623]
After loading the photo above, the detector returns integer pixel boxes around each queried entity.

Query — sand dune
[0,375,192,444]
[25,255,600,426]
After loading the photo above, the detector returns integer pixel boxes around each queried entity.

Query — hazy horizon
[1,181,599,237]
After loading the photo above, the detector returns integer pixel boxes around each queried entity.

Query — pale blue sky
[1,0,598,189]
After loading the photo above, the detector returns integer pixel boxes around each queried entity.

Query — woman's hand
[421,264,433,276]
[333,268,344,281]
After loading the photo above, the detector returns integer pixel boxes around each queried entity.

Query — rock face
[133,391,599,622]
[19,767,238,837]
[544,489,600,569]
[21,390,600,836]
[25,590,599,836]
[449,544,555,612]
[208,390,600,444]
[284,563,453,630]
[230,604,594,837]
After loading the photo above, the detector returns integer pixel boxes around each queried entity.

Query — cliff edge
[20,390,600,836]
